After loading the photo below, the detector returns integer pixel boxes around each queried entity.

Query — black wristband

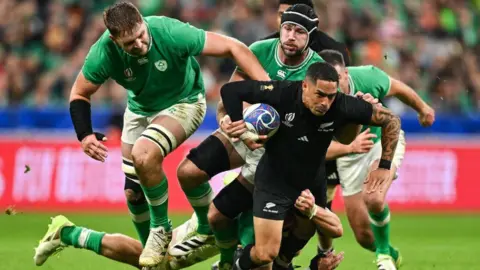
[378,159,392,170]
[69,99,93,142]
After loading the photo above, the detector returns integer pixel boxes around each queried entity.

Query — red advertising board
[0,138,479,213]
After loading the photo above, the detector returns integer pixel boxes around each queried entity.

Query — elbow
[330,215,343,238]
[332,224,343,238]
[326,220,343,239]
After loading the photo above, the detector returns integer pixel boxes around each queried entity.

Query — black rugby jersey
[221,80,373,190]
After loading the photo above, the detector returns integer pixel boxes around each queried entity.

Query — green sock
[390,245,399,261]
[213,221,238,265]
[60,226,105,254]
[183,182,214,235]
[237,211,255,247]
[141,177,171,231]
[127,200,150,246]
[369,204,391,256]
[367,242,399,261]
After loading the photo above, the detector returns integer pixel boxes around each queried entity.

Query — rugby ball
[243,103,280,137]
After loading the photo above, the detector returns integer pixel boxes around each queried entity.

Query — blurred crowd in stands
[0,0,479,115]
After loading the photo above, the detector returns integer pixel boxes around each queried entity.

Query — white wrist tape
[308,204,318,220]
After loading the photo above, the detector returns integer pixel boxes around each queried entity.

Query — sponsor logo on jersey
[137,57,148,65]
[155,60,168,72]
[283,113,295,127]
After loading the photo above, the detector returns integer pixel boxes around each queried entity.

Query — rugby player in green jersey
[319,50,435,270]
[34,1,270,268]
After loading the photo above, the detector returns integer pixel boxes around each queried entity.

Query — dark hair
[306,62,339,85]
[318,50,345,67]
[103,1,143,37]
[279,0,313,8]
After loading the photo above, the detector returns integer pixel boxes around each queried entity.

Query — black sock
[278,233,310,263]
[237,244,262,270]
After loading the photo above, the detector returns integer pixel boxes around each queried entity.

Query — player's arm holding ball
[69,43,110,162]
[220,80,286,149]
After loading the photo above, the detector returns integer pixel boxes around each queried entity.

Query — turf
[1,212,479,269]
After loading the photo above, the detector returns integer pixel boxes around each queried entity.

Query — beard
[280,42,304,57]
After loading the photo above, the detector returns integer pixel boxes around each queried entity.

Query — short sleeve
[166,19,206,57]
[336,94,373,126]
[349,66,391,99]
[81,40,111,85]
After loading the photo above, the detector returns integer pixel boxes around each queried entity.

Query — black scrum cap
[279,0,313,8]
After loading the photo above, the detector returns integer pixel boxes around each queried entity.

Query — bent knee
[255,246,279,265]
[363,192,385,213]
[131,143,163,170]
[124,189,145,204]
[177,159,208,189]
[207,204,230,230]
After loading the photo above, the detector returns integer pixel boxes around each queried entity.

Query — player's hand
[418,105,435,127]
[220,115,247,141]
[356,91,382,107]
[242,135,268,151]
[348,128,376,154]
[364,168,390,193]
[81,132,108,162]
[295,189,316,218]
[317,251,345,270]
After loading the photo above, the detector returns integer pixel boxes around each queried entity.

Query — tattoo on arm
[369,106,401,161]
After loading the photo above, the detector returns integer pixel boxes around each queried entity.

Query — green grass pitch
[1,212,479,269]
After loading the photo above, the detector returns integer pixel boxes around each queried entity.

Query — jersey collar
[274,39,314,71]
[347,73,355,95]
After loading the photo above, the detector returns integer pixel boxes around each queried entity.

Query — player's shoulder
[250,38,278,50]
[276,80,302,98]
[347,65,383,75]
[144,15,178,28]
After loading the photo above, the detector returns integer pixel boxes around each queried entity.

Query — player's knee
[255,245,279,265]
[131,143,163,172]
[363,192,384,213]
[207,203,230,230]
[124,189,145,204]
[177,158,208,190]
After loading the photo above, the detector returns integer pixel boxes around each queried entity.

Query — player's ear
[302,79,308,92]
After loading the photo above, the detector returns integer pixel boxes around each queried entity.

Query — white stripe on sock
[146,191,168,206]
[129,210,150,223]
[78,229,92,248]
[369,213,391,227]
[188,189,214,207]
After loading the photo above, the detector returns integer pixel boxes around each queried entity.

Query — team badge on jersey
[260,84,274,91]
[124,68,136,81]
[276,70,286,79]
[155,60,168,71]
[283,113,295,127]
